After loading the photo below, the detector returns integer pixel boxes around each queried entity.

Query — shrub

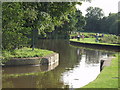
[100,34,119,44]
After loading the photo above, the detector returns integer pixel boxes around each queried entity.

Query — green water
[2,39,114,88]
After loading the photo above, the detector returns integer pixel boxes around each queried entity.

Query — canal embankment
[70,39,120,52]
[80,54,119,88]
[100,56,115,71]
[3,39,117,88]
[69,39,119,88]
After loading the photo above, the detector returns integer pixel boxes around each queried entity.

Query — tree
[47,9,86,39]
[2,2,33,50]
[86,7,104,20]
[39,2,83,39]
[105,13,118,34]
[2,2,83,50]
[75,10,86,32]
[100,13,119,35]
[85,6,104,32]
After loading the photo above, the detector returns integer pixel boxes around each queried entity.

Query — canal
[2,39,114,88]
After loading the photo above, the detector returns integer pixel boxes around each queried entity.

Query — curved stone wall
[70,41,120,52]
[3,53,59,66]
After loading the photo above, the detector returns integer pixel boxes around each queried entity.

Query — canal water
[2,39,114,88]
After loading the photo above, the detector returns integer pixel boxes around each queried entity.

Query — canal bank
[70,39,120,52]
[79,54,119,88]
[69,39,119,88]
[2,40,117,88]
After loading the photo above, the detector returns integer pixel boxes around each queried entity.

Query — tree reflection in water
[61,48,113,88]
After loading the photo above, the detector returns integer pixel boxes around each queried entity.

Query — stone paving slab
[102,57,115,67]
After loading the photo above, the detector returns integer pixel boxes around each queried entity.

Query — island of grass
[2,47,59,66]
[2,47,54,59]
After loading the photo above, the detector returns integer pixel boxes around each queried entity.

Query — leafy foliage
[100,34,119,44]
[85,6,119,35]
[75,10,86,32]
[2,2,85,50]
[100,13,119,34]
[47,9,86,39]
[85,6,104,32]
[86,7,104,20]
[2,2,33,50]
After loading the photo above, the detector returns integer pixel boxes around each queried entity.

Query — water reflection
[3,59,59,74]
[40,61,59,71]
[2,39,114,88]
[61,48,112,88]
[61,54,100,88]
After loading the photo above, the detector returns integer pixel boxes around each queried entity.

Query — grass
[2,47,54,59]
[70,32,120,45]
[76,53,119,89]
[70,38,120,46]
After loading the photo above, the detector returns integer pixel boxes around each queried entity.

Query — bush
[100,34,119,44]
[70,32,96,38]
[83,33,96,38]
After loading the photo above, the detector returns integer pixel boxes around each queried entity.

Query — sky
[76,0,120,16]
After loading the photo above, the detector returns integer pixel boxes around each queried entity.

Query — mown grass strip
[70,38,120,46]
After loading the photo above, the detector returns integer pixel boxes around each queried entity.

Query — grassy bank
[70,38,120,46]
[70,32,120,44]
[76,53,119,89]
[2,47,54,60]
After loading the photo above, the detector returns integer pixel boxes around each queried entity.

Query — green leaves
[85,6,119,35]
[99,13,119,34]
[75,10,86,31]
[85,6,104,32]
[2,2,84,50]
[2,2,31,50]
[86,6,104,20]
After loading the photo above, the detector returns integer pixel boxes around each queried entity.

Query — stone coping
[100,56,115,71]
[70,41,120,52]
[3,53,59,66]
